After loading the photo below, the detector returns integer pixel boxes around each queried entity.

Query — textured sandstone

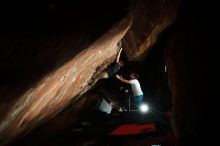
[123,0,180,61]
[0,18,132,145]
[0,0,181,145]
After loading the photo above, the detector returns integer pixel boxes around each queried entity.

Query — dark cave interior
[0,0,218,146]
[11,17,174,146]
[0,0,131,34]
[0,0,132,94]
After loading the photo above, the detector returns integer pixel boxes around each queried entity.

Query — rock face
[0,18,131,145]
[122,0,180,61]
[0,0,181,145]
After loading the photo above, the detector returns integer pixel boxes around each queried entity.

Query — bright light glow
[139,103,149,113]
[165,65,167,72]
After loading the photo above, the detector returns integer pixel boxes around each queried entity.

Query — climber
[80,47,123,98]
[92,47,124,84]
[116,73,144,108]
[102,47,124,78]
